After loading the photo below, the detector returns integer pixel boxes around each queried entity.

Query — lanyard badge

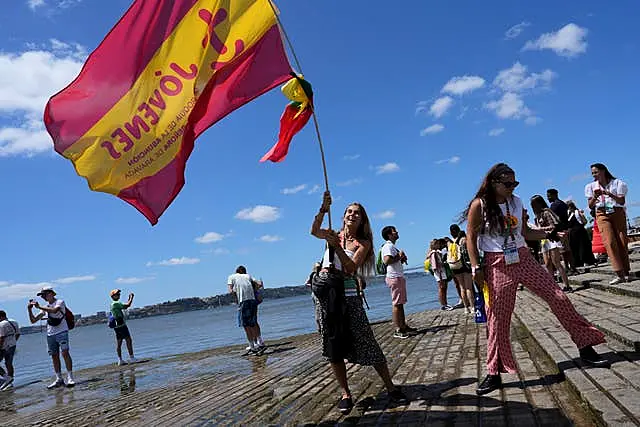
[503,201,520,265]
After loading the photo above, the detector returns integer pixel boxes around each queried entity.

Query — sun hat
[36,285,56,297]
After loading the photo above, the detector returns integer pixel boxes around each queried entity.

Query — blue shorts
[47,331,70,355]
[237,300,258,327]
[0,346,16,365]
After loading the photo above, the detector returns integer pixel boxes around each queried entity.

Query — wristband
[471,265,481,274]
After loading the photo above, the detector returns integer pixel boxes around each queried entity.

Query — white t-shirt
[0,319,19,350]
[45,299,68,336]
[585,179,628,209]
[477,195,527,252]
[227,273,256,304]
[381,241,404,278]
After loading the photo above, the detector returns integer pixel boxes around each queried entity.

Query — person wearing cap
[27,286,75,389]
[110,289,137,366]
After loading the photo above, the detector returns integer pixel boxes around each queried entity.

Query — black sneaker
[562,286,573,293]
[393,330,410,339]
[337,396,354,414]
[476,374,502,395]
[579,346,611,368]
[389,388,409,405]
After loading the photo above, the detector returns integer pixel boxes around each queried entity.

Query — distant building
[96,311,107,319]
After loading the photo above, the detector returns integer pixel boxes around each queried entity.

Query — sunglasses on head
[496,180,519,189]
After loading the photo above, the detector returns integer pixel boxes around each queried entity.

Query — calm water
[12,274,440,386]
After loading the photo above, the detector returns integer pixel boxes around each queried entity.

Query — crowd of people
[0,286,139,391]
[0,161,631,416]
[305,161,628,411]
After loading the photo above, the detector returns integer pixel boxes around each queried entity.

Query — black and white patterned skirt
[314,295,386,366]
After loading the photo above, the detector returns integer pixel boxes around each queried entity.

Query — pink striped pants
[484,247,605,374]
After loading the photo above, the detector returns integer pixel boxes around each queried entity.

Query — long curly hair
[461,163,516,234]
[341,202,375,277]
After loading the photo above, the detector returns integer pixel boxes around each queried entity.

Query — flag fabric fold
[44,0,293,225]
[260,74,313,163]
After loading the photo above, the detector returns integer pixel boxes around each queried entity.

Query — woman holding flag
[464,163,610,396]
[311,191,408,414]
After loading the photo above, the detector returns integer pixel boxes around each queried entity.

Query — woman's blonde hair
[342,202,375,277]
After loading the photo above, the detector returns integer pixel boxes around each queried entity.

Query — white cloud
[488,128,505,137]
[485,92,531,120]
[375,210,396,219]
[281,184,307,195]
[342,154,360,161]
[213,248,230,255]
[415,101,428,115]
[429,96,454,118]
[194,232,225,244]
[235,205,281,223]
[27,0,45,9]
[435,156,461,165]
[493,62,556,93]
[336,178,363,187]
[28,0,83,10]
[505,22,531,40]
[258,235,283,242]
[523,23,588,57]
[0,40,85,157]
[375,162,400,175]
[441,76,485,96]
[0,274,92,301]
[524,116,542,126]
[307,184,321,194]
[146,257,200,267]
[115,277,154,285]
[53,275,96,284]
[420,124,444,136]
[0,281,53,302]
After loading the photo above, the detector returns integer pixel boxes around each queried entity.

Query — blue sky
[1,0,638,324]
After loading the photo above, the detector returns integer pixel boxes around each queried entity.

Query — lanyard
[503,200,515,247]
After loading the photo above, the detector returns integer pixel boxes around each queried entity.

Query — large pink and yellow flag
[44,0,293,225]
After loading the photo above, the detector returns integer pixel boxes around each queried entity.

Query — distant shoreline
[19,285,313,335]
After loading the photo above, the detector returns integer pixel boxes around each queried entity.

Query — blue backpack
[107,312,117,329]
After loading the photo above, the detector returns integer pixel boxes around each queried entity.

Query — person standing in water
[464,163,609,396]
[109,289,138,366]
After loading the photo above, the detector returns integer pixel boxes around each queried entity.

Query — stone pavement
[1,255,638,426]
[2,309,597,426]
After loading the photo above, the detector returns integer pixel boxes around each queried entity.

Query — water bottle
[474,285,487,324]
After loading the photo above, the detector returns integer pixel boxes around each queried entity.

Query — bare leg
[125,336,134,357]
[116,338,123,359]
[61,350,73,372]
[330,361,351,398]
[51,353,61,374]
[551,249,571,289]
[373,362,397,392]
[6,360,13,378]
[438,280,448,306]
[392,305,406,330]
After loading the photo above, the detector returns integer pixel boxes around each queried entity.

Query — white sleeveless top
[477,195,527,253]
[321,247,355,270]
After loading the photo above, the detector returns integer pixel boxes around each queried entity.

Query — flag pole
[267,0,333,229]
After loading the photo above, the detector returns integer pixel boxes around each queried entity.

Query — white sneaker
[118,359,127,366]
[47,379,65,389]
[609,277,624,285]
[128,357,138,364]
[245,346,252,351]
[66,377,75,388]
[0,377,13,391]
